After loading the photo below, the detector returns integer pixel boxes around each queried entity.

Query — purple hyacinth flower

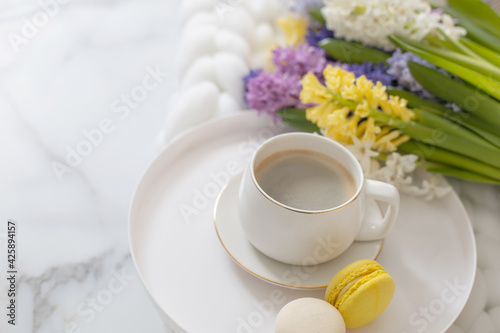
[243,69,263,91]
[272,43,327,78]
[305,26,335,48]
[348,62,395,86]
[245,71,304,116]
[387,48,439,99]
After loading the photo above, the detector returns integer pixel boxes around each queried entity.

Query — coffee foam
[255,149,356,211]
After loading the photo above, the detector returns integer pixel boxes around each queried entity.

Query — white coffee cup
[238,133,399,266]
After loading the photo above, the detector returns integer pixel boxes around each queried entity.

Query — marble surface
[0,0,499,333]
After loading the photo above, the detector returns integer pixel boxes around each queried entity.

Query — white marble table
[0,0,499,332]
[0,0,179,332]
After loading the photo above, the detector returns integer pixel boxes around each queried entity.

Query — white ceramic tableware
[215,171,384,288]
[238,133,400,265]
[129,112,476,333]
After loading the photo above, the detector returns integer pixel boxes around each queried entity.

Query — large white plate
[129,111,476,333]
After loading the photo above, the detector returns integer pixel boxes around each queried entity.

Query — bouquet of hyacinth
[243,0,500,196]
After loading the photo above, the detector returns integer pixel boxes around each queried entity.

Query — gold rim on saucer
[213,175,385,290]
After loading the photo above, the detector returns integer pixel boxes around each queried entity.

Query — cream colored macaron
[275,297,346,333]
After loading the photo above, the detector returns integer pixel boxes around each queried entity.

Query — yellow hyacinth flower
[300,73,330,104]
[306,102,334,129]
[324,66,355,95]
[276,15,307,46]
[380,95,414,122]
[358,78,388,109]
[354,101,370,118]
[300,65,415,152]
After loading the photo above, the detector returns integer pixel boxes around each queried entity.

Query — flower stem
[399,141,500,181]
[330,93,359,110]
[419,161,500,184]
[396,36,500,80]
[370,109,500,168]
[460,38,500,67]
[414,108,498,150]
[390,36,500,101]
[443,6,500,53]
[420,106,500,149]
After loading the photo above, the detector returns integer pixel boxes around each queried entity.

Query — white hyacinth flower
[344,137,380,175]
[345,138,451,200]
[321,0,466,51]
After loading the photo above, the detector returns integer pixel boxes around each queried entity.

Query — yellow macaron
[325,259,395,328]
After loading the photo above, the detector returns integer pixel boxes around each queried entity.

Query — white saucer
[129,111,476,333]
[214,172,384,289]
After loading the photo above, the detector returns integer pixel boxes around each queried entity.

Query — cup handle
[355,179,400,241]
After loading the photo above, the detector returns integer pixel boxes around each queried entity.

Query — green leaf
[319,39,390,64]
[392,36,500,81]
[398,141,500,181]
[419,106,500,149]
[282,119,320,133]
[309,8,325,25]
[460,38,500,68]
[391,36,500,102]
[277,108,320,133]
[384,91,500,148]
[407,61,500,126]
[444,7,500,53]
[448,0,500,39]
[418,160,500,184]
[426,166,500,184]
[370,110,500,169]
[414,108,498,150]
[277,108,307,120]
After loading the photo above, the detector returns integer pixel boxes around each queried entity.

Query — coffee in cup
[238,133,399,266]
[255,149,356,211]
